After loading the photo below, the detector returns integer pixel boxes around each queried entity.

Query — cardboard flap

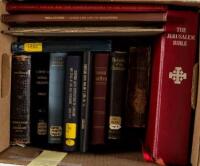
[191,63,199,110]
[1,53,11,99]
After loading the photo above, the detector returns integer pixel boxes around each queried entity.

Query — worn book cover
[11,55,31,145]
[126,46,151,128]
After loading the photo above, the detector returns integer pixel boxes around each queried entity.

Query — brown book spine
[91,52,109,145]
[108,51,128,140]
[1,13,166,25]
[11,55,31,145]
[126,47,151,128]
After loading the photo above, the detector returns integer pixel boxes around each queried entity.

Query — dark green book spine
[48,53,67,145]
[11,55,31,145]
[108,51,128,140]
[80,51,93,152]
[63,53,82,152]
[31,53,49,146]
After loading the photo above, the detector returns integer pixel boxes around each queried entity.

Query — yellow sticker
[24,43,43,52]
[66,123,76,139]
[27,150,67,166]
[66,139,75,146]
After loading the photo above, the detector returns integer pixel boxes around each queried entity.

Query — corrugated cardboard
[0,2,13,153]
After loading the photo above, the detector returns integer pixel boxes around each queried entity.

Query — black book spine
[11,40,112,54]
[108,51,128,140]
[80,51,93,152]
[31,53,49,146]
[11,55,31,145]
[63,53,82,152]
[48,53,67,145]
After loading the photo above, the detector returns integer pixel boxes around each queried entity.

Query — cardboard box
[0,1,200,166]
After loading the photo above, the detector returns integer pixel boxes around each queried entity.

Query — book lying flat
[6,0,200,8]
[1,13,167,25]
[6,2,167,13]
[3,26,164,37]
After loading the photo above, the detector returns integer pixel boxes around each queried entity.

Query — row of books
[10,39,151,153]
[3,0,199,165]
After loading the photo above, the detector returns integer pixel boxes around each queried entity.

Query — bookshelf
[0,1,199,166]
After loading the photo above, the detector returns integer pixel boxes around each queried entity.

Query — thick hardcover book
[1,13,167,26]
[31,53,49,146]
[145,10,198,165]
[11,55,31,145]
[63,53,82,152]
[6,2,167,13]
[80,51,93,153]
[11,40,112,54]
[48,53,67,145]
[108,51,128,140]
[91,52,109,145]
[125,47,151,128]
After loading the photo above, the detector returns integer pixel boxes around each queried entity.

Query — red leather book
[6,2,167,13]
[145,10,198,165]
[91,52,109,145]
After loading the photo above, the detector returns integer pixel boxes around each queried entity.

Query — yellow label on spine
[66,123,76,139]
[66,139,75,146]
[24,43,43,52]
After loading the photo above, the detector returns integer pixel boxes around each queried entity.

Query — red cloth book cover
[145,9,198,165]
[6,2,167,13]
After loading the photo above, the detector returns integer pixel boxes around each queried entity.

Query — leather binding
[145,10,198,165]
[11,55,31,145]
[108,51,128,140]
[126,46,151,128]
[91,52,109,145]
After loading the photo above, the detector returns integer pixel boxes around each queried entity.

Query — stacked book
[1,1,199,166]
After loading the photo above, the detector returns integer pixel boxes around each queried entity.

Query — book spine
[125,47,151,128]
[31,54,49,146]
[108,51,128,140]
[63,53,82,152]
[6,2,167,13]
[80,51,93,152]
[145,10,198,165]
[48,53,67,145]
[1,13,166,25]
[91,52,109,145]
[11,40,112,54]
[11,55,31,145]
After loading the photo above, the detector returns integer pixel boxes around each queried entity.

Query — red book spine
[145,10,198,165]
[6,2,167,13]
[91,52,109,145]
